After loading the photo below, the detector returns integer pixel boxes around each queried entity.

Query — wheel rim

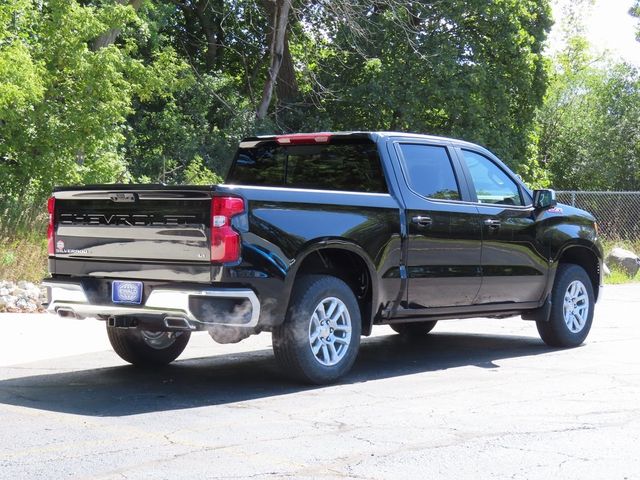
[563,280,589,333]
[308,297,352,367]
[140,330,178,350]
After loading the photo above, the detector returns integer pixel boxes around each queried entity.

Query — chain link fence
[557,191,640,241]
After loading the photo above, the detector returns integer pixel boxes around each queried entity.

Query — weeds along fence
[0,199,47,239]
[556,191,640,242]
[0,199,48,282]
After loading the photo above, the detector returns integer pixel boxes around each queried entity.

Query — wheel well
[559,247,601,301]
[295,248,374,335]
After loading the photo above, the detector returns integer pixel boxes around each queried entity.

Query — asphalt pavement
[1,284,639,480]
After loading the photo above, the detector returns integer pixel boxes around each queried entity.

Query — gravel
[0,280,47,313]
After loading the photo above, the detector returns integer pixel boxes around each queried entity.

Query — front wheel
[536,264,595,348]
[272,275,361,384]
[107,326,191,366]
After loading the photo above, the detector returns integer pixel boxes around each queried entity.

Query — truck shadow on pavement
[0,332,557,417]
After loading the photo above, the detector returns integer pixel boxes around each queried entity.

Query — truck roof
[239,131,484,151]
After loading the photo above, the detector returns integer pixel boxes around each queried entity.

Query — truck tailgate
[52,187,212,264]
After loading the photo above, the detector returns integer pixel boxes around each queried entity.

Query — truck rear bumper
[42,280,261,330]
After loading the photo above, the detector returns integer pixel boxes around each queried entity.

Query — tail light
[275,133,331,145]
[47,196,56,255]
[211,196,245,263]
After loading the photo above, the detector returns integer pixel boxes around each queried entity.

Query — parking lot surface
[1,284,639,480]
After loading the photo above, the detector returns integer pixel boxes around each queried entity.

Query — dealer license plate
[112,281,143,305]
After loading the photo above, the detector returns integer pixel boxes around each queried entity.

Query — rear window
[227,139,388,193]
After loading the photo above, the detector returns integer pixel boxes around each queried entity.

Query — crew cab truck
[44,132,603,384]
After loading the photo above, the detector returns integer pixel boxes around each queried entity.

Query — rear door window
[397,144,461,200]
[228,140,388,193]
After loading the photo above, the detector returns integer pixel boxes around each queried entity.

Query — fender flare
[284,239,380,328]
[546,240,603,301]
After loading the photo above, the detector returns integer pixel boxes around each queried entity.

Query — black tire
[106,326,190,366]
[536,264,595,348]
[272,275,361,384]
[390,321,437,336]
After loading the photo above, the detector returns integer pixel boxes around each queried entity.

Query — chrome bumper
[42,281,260,329]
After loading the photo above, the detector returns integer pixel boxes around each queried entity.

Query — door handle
[412,215,433,227]
[484,218,501,229]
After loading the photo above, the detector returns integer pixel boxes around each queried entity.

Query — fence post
[571,191,576,207]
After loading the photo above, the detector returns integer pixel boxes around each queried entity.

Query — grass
[0,237,48,283]
[0,200,48,283]
[605,267,640,285]
[606,270,639,284]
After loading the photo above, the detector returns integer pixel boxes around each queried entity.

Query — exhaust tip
[56,308,78,319]
[164,316,194,331]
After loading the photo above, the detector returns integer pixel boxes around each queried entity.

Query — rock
[0,295,17,310]
[602,263,611,277]
[26,288,41,300]
[606,248,640,278]
[15,298,37,312]
[19,281,37,291]
[0,282,47,312]
[12,288,27,298]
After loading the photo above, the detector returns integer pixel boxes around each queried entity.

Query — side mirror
[533,189,557,210]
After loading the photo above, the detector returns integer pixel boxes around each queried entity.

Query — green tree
[281,0,552,184]
[538,38,640,190]
[631,1,639,40]
[1,0,143,202]
[2,0,555,204]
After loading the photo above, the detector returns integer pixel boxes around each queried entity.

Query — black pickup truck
[44,132,603,383]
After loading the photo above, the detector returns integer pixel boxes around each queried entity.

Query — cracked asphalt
[1,284,639,480]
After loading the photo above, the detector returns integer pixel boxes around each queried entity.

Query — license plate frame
[112,281,143,305]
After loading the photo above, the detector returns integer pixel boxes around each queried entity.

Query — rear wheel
[107,325,190,366]
[536,264,594,347]
[390,321,438,336]
[272,275,361,384]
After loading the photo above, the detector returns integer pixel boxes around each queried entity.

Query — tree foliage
[306,1,551,173]
[1,0,143,201]
[631,1,640,41]
[2,0,556,205]
[537,33,640,190]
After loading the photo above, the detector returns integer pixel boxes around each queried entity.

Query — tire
[272,275,361,384]
[536,264,595,348]
[107,325,191,366]
[390,321,437,336]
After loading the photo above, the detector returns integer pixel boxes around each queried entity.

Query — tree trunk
[193,0,224,71]
[256,0,292,121]
[276,29,298,103]
[92,0,144,51]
